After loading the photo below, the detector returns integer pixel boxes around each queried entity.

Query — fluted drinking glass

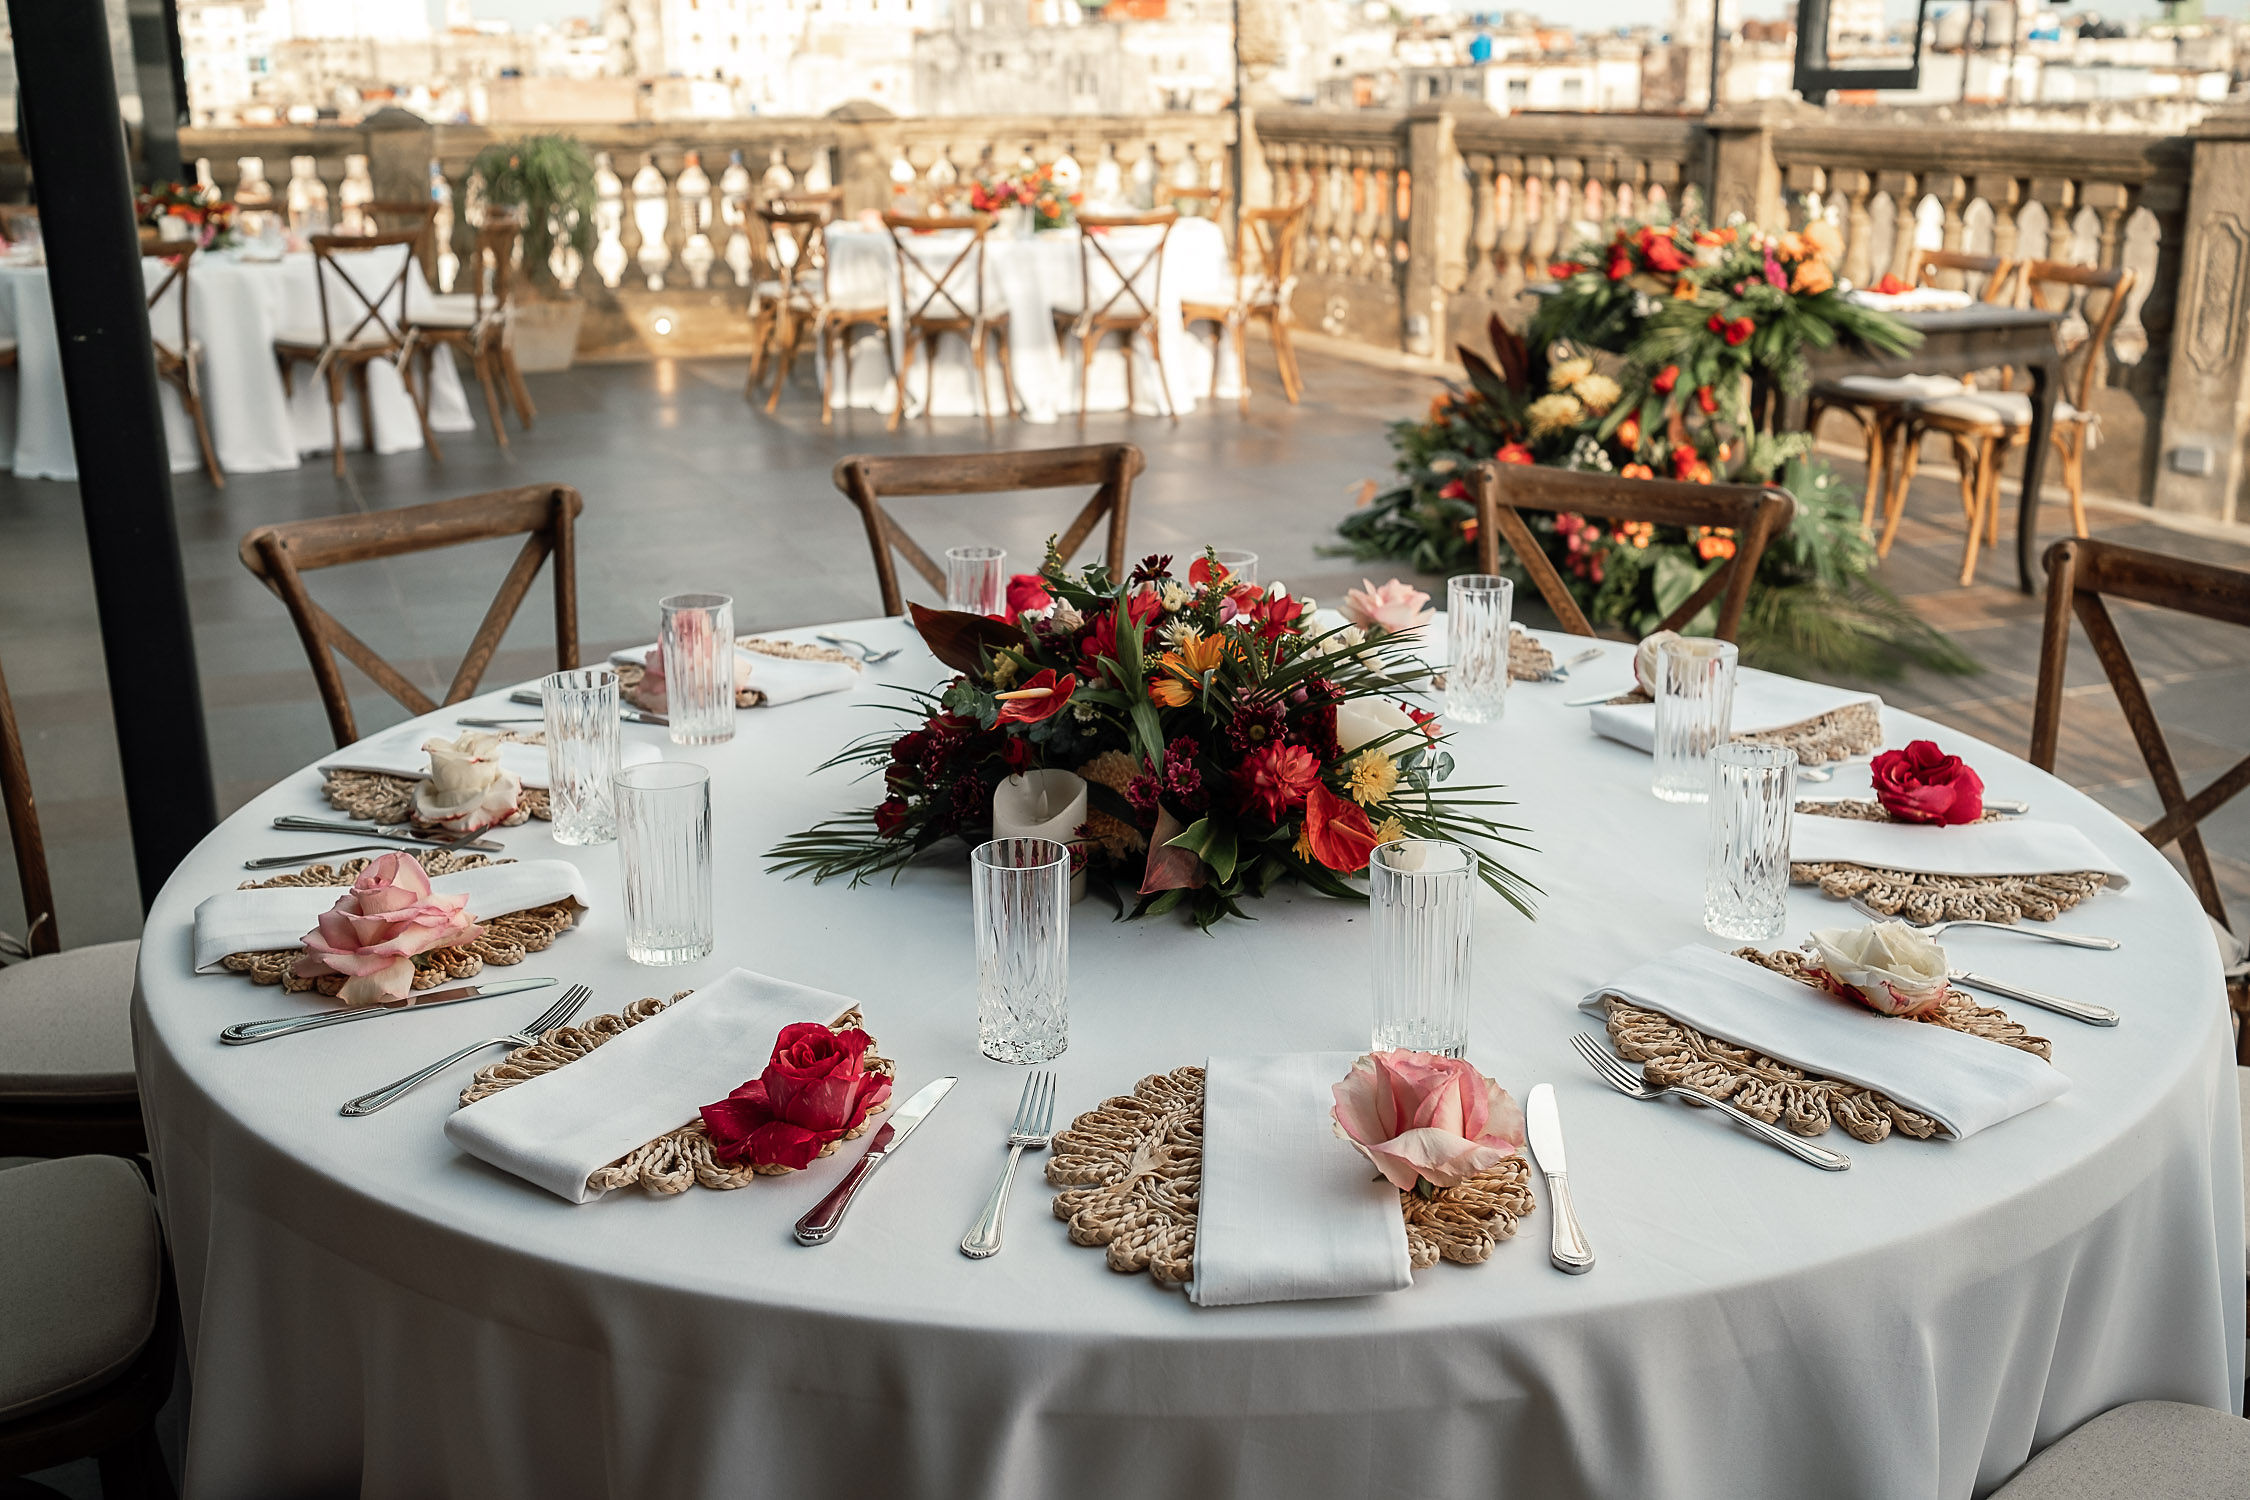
[973,837,1069,1064]
[1210,549,1258,586]
[660,592,735,747]
[540,667,619,846]
[1370,838,1475,1057]
[1446,575,1513,724]
[1652,637,1739,803]
[1704,742,1799,942]
[946,546,1006,616]
[617,762,713,966]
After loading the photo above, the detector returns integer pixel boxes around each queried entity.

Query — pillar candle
[990,769,1089,903]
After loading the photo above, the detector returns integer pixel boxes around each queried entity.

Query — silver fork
[1846,894,2119,950]
[245,845,437,870]
[339,984,591,1117]
[818,633,901,665]
[1537,647,1605,683]
[1569,1033,1852,1171]
[959,1070,1056,1259]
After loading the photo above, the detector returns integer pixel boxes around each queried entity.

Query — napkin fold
[191,860,590,972]
[1187,1052,1414,1307]
[611,643,860,707]
[446,968,856,1203]
[1580,944,2069,1138]
[320,724,662,791]
[1590,675,1882,754]
[1791,814,2131,886]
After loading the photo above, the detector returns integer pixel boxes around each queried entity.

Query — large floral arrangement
[771,550,1535,929]
[1334,215,1974,681]
[135,180,240,250]
[969,166,1081,231]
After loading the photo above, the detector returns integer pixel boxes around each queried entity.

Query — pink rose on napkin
[413,731,522,835]
[630,644,754,716]
[291,852,482,1005]
[1331,1050,1525,1196]
[1870,739,1985,826]
[1342,578,1433,636]
[700,1022,894,1170]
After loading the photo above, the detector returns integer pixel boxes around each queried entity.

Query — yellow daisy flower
[1346,750,1400,807]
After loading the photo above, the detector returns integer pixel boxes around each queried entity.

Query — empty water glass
[617,762,713,966]
[1370,838,1475,1057]
[1704,742,1799,942]
[1210,549,1258,586]
[660,592,735,747]
[1652,637,1739,803]
[1446,575,1513,724]
[946,546,1006,616]
[540,667,619,846]
[972,837,1069,1064]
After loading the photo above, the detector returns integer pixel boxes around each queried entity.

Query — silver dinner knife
[270,816,503,853]
[507,688,668,727]
[793,1076,958,1246]
[1525,1083,1595,1275]
[220,977,560,1046]
[1949,969,2120,1027]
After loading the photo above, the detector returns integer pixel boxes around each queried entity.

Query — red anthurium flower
[1638,228,1691,274]
[1706,313,1727,335]
[700,1023,893,1171]
[1303,782,1380,873]
[1652,364,1679,394]
[1605,243,1632,280]
[1548,260,1583,278]
[1187,556,1232,587]
[1495,442,1534,466]
[1438,477,1472,501]
[993,669,1075,726]
[1695,385,1719,415]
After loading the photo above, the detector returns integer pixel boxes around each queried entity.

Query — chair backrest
[238,484,584,747]
[142,243,193,361]
[771,187,844,220]
[1074,209,1177,327]
[1908,248,2018,305]
[0,651,58,956]
[832,445,1145,617]
[308,230,422,352]
[2021,259,2134,414]
[1474,462,1794,642]
[462,219,520,322]
[883,211,993,325]
[2032,537,2250,933]
[757,207,829,304]
[1238,199,1307,305]
[1167,183,1227,219]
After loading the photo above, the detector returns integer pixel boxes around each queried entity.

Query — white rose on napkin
[414,730,523,834]
[1805,921,1951,1018]
[1631,629,1683,696]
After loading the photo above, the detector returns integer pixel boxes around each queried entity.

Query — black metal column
[126,0,190,185]
[8,0,216,909]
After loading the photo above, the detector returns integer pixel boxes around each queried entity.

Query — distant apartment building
[913,0,1236,115]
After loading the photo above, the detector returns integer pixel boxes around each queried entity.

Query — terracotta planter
[509,296,585,373]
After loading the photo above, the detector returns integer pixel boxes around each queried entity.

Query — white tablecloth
[132,622,2243,1499]
[820,219,1243,422]
[0,246,473,480]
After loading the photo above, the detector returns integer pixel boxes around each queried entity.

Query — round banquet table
[133,618,2243,1500]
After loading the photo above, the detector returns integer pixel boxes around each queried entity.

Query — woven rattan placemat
[616,635,861,713]
[1043,1065,1538,1291]
[1791,798,2109,923]
[1599,690,1882,765]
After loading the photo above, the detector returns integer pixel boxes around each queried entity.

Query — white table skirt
[819,219,1244,422]
[133,619,2243,1499]
[0,247,473,481]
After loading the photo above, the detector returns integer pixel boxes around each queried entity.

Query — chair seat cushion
[1911,390,2092,429]
[273,329,396,352]
[0,940,140,1101]
[1818,373,1967,403]
[407,294,483,329]
[0,1155,162,1421]
[1988,1400,2250,1498]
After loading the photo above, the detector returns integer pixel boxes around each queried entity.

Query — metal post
[7,0,217,909]
[125,0,188,184]
[1706,0,1724,111]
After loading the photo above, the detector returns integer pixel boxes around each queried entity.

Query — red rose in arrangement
[993,669,1075,726]
[1695,385,1718,415]
[1725,316,1756,346]
[1605,242,1632,280]
[700,1023,893,1171]
[1494,442,1534,466]
[1652,364,1679,394]
[1638,228,1691,274]
[1438,477,1472,501]
[1005,573,1052,616]
[1548,260,1583,278]
[1303,781,1379,873]
[1870,739,1985,826]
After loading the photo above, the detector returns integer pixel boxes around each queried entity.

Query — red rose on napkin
[1331,1051,1525,1196]
[292,851,482,1006]
[1870,739,1985,825]
[700,1023,894,1170]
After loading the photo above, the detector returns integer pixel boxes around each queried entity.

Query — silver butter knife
[1525,1083,1595,1274]
[220,977,559,1045]
[1950,969,2120,1027]
[508,688,668,727]
[270,816,503,853]
[794,1076,958,1246]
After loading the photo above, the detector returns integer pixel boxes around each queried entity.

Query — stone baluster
[1552,158,1584,247]
[762,145,795,201]
[1648,157,1679,217]
[719,149,753,286]
[803,148,834,193]
[2085,180,2130,271]
[1876,172,1917,278]
[2022,177,2072,265]
[675,151,715,290]
[591,151,627,290]
[1348,150,1377,279]
[1976,173,2022,265]
[1524,156,1559,281]
[1464,152,1498,303]
[1829,169,1873,287]
[630,153,671,291]
[1127,142,1158,210]
[1496,157,1529,297]
[1932,174,1970,280]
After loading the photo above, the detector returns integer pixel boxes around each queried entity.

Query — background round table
[133,618,2244,1499]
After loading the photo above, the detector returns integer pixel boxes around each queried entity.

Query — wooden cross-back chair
[1475,462,1794,642]
[408,218,535,447]
[2031,538,2250,1054]
[274,229,440,476]
[832,444,1144,617]
[1182,197,1308,412]
[749,207,835,414]
[238,484,583,748]
[1166,182,1227,218]
[884,211,1017,433]
[142,243,224,486]
[1058,209,1179,425]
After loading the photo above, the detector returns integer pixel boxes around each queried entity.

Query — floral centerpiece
[969,166,1081,231]
[770,550,1536,929]
[135,180,240,250]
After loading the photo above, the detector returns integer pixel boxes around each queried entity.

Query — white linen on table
[318,722,663,791]
[1791,814,2132,885]
[1187,1051,1413,1307]
[1580,942,2069,1139]
[609,643,860,707]
[189,859,589,971]
[446,967,857,1203]
[1589,674,1883,753]
[131,649,2244,1500]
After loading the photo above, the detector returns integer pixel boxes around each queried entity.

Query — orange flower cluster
[1694,526,1737,561]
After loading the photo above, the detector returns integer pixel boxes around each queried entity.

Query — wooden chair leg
[1854,411,1884,536]
[501,346,536,428]
[1987,441,2004,548]
[1231,316,1250,415]
[1271,311,1304,403]
[2059,429,2089,538]
[887,326,916,432]
[1078,331,1097,432]
[1144,320,1178,423]
[1959,444,2000,586]
[325,362,347,478]
[993,328,1021,419]
[1878,425,1922,556]
[183,375,223,487]
[474,346,509,449]
[764,312,799,415]
[921,334,940,424]
[745,303,772,392]
[399,353,441,462]
[970,327,993,436]
[819,319,837,427]
[1948,434,1981,523]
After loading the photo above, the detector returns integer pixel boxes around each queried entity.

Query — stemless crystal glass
[1704,742,1799,942]
[1652,637,1740,803]
[1446,574,1513,725]
[540,667,620,846]
[972,837,1069,1064]
[616,762,713,966]
[660,592,735,747]
[1370,839,1475,1057]
[946,546,1006,616]
[1211,548,1258,586]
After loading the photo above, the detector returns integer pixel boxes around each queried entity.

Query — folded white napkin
[1845,287,1974,313]
[610,643,860,707]
[1792,814,2131,886]
[1590,674,1883,754]
[1187,1052,1414,1307]
[446,968,857,1203]
[320,723,662,791]
[1581,944,2069,1139]
[191,860,589,972]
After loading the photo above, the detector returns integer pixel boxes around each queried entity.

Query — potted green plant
[471,134,598,372]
